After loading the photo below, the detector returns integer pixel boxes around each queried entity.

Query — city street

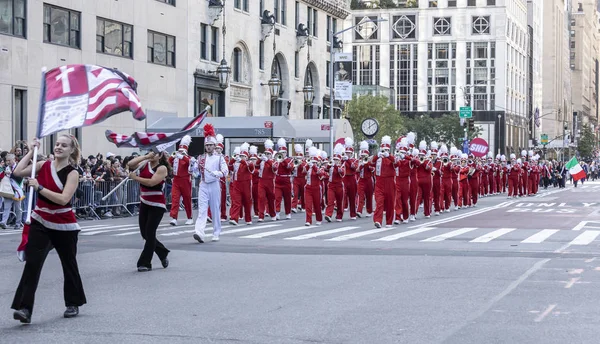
[2,182,600,343]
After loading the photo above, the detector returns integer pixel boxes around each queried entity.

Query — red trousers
[343,175,358,218]
[374,177,395,226]
[451,179,459,207]
[432,178,442,213]
[258,179,276,219]
[394,178,410,221]
[292,178,306,210]
[418,178,432,217]
[275,181,293,215]
[469,178,479,205]
[252,179,259,216]
[325,183,345,220]
[508,177,518,197]
[502,175,507,193]
[357,178,374,215]
[207,181,227,220]
[304,185,323,224]
[409,178,419,216]
[460,180,470,206]
[529,175,536,195]
[170,177,192,220]
[230,180,252,223]
[482,177,489,196]
[442,178,453,211]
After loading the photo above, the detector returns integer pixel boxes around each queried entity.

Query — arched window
[270,57,285,116]
[304,67,314,119]
[233,48,242,82]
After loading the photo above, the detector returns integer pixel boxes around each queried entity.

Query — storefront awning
[148,116,296,138]
[287,119,354,143]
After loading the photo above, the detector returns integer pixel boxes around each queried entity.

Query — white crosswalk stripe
[285,226,359,240]
[241,225,315,239]
[470,228,516,243]
[569,230,600,246]
[421,228,478,242]
[373,227,436,242]
[326,227,393,241]
[521,229,559,244]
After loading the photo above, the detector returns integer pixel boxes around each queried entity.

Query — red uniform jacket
[395,159,411,179]
[343,158,359,177]
[258,159,276,180]
[275,157,294,183]
[372,155,396,178]
[327,164,346,184]
[231,160,254,182]
[169,154,191,179]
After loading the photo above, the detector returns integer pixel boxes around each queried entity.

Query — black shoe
[137,266,152,272]
[64,306,79,318]
[193,234,204,243]
[161,258,169,269]
[13,309,31,324]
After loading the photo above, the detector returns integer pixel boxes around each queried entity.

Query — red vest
[139,162,166,209]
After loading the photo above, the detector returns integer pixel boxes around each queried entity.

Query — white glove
[383,152,390,158]
[308,161,313,167]
[176,153,183,159]
[261,155,268,161]
[236,157,241,162]
[343,155,348,161]
[378,151,383,158]
[190,157,197,163]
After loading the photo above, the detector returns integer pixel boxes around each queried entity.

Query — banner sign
[334,53,352,101]
[469,138,489,158]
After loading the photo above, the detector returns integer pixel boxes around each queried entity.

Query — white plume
[419,140,427,151]
[249,145,258,155]
[305,139,313,148]
[359,141,369,150]
[264,139,274,149]
[344,137,354,148]
[487,152,493,158]
[412,148,419,156]
[510,153,516,159]
[501,155,506,161]
[461,153,468,159]
[528,150,533,157]
[216,134,224,144]
[450,147,457,155]
[334,143,345,156]
[496,154,501,159]
[407,132,416,145]
[381,135,391,145]
[517,158,522,164]
[535,154,540,159]
[240,142,250,152]
[521,150,527,157]
[180,135,192,146]
[400,138,408,147]
[277,138,286,149]
[294,144,303,154]
[233,147,241,155]
[308,146,318,157]
[430,141,438,150]
[320,150,328,159]
[440,144,448,154]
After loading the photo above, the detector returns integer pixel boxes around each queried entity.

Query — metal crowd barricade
[72,180,100,220]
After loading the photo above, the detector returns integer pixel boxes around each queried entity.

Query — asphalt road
[1,180,600,343]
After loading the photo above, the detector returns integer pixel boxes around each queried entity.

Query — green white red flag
[565,156,586,181]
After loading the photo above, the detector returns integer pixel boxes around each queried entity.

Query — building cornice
[303,0,350,19]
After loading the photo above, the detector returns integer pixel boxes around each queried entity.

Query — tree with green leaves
[577,123,596,159]
[345,94,404,144]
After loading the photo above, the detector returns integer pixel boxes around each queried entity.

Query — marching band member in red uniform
[291,143,307,213]
[274,138,294,220]
[249,145,260,218]
[458,154,471,207]
[371,136,396,228]
[228,146,240,219]
[482,153,492,197]
[406,133,419,221]
[325,144,346,222]
[356,141,374,218]
[11,136,86,323]
[501,155,508,193]
[450,147,461,210]
[494,154,502,194]
[439,144,453,213]
[527,151,536,196]
[519,150,528,197]
[468,154,482,206]
[394,138,410,224]
[430,141,443,216]
[320,150,329,211]
[416,141,433,218]
[303,147,325,226]
[258,139,277,222]
[508,154,520,198]
[342,137,359,220]
[229,143,255,225]
[168,135,193,226]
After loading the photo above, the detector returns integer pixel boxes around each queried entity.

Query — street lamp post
[563,122,568,163]
[328,18,386,156]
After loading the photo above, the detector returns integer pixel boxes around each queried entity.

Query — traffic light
[468,118,475,133]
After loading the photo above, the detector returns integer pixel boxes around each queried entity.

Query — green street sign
[459,106,472,119]
[541,134,548,145]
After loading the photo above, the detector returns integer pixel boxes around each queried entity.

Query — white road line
[569,230,600,246]
[326,227,393,241]
[408,202,515,229]
[521,229,559,244]
[81,225,141,236]
[241,225,315,238]
[284,226,359,240]
[421,228,478,242]
[534,304,557,322]
[80,224,112,231]
[470,228,516,243]
[373,227,436,242]
[161,224,281,237]
[571,221,588,231]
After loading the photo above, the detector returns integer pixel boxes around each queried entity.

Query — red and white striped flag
[38,64,145,137]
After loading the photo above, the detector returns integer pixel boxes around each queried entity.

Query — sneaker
[229,220,238,226]
[325,215,332,222]
[394,220,400,225]
[350,217,356,220]
[285,214,291,220]
[409,215,416,222]
[425,215,430,219]
[271,217,277,222]
[366,213,372,217]
[193,234,204,243]
[212,236,220,242]
[435,212,440,216]
[246,222,252,225]
[386,224,393,228]
[336,219,342,222]
[185,219,194,225]
[305,222,311,226]
[316,221,322,225]
[257,218,264,222]
[13,309,31,324]
[253,215,259,218]
[356,213,362,218]
[170,219,177,226]
[374,222,382,228]
[207,217,213,223]
[104,211,113,218]
[137,266,151,272]
[402,220,409,224]
[161,258,169,268]
[292,208,298,214]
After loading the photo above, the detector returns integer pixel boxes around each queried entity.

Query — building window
[312,9,317,37]
[270,58,285,116]
[274,0,279,23]
[327,15,331,42]
[472,16,490,35]
[13,89,26,143]
[295,1,299,29]
[433,17,451,36]
[294,51,299,78]
[196,88,221,117]
[147,31,175,67]
[467,0,476,6]
[332,18,337,36]
[233,48,242,82]
[234,0,241,10]
[326,60,330,87]
[390,44,418,112]
[260,0,263,16]
[0,0,26,37]
[43,4,80,48]
[353,45,380,86]
[259,40,264,70]
[211,27,218,62]
[448,0,457,6]
[281,0,286,26]
[156,0,175,5]
[243,0,249,11]
[392,15,416,40]
[304,67,314,119]
[428,1,437,7]
[96,18,133,58]
[487,0,495,5]
[200,24,207,59]
[571,40,575,49]
[307,6,312,35]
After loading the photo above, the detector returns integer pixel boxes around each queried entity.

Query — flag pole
[25,67,47,225]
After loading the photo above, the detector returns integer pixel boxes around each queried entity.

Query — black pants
[11,221,86,313]
[137,203,169,269]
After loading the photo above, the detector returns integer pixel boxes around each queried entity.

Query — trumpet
[362,156,369,164]
[233,154,239,160]
[171,151,177,158]
[294,158,302,167]
[468,159,473,165]
[258,153,265,160]
[442,157,449,165]
[420,156,426,163]
[275,153,284,163]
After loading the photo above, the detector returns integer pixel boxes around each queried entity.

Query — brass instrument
[258,153,265,160]
[362,156,369,164]
[293,158,302,167]
[442,157,449,165]
[275,153,284,163]
[420,156,426,163]
[468,159,473,165]
[233,153,239,160]
[171,151,177,158]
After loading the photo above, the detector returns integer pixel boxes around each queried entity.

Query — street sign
[321,124,331,131]
[469,138,489,158]
[459,106,472,119]
[264,121,273,129]
[541,134,548,145]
